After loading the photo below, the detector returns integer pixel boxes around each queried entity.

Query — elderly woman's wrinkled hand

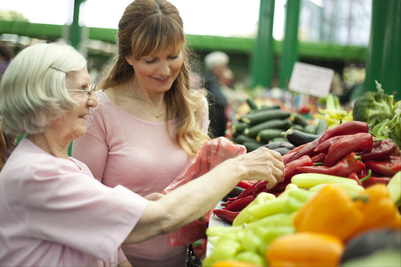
[236,146,285,189]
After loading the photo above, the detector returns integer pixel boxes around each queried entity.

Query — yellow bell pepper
[293,184,363,241]
[352,183,401,237]
[266,232,344,267]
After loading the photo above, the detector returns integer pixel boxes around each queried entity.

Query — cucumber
[235,134,259,144]
[260,104,282,110]
[283,129,319,146]
[246,97,259,110]
[271,137,288,142]
[244,119,292,137]
[303,124,317,134]
[241,110,291,125]
[290,113,308,127]
[256,129,284,142]
[315,119,328,135]
[232,122,249,134]
[243,141,264,152]
[272,147,292,156]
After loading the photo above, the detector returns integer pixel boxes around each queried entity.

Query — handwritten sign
[288,62,334,98]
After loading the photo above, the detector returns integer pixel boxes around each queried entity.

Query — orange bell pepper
[212,260,259,267]
[293,184,363,241]
[352,183,401,237]
[266,232,344,267]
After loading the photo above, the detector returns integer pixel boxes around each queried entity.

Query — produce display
[203,86,401,266]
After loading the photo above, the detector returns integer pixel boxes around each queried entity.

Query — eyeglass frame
[67,84,97,97]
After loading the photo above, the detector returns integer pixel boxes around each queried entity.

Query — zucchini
[260,104,282,110]
[243,141,264,152]
[264,140,295,150]
[246,97,259,110]
[303,124,317,134]
[271,137,288,142]
[283,129,319,146]
[272,147,292,156]
[290,113,308,127]
[244,119,292,137]
[241,109,291,125]
[256,129,284,142]
[315,119,328,135]
[232,122,249,134]
[235,134,259,144]
[291,124,304,131]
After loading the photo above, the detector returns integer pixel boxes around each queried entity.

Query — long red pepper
[283,138,320,165]
[282,143,308,164]
[213,209,240,223]
[284,155,313,180]
[356,139,398,160]
[222,195,255,212]
[311,153,326,163]
[362,177,391,187]
[364,156,401,177]
[348,172,363,186]
[313,135,347,153]
[324,133,373,167]
[317,121,369,145]
[296,152,366,177]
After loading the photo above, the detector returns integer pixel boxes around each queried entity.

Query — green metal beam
[279,0,300,88]
[250,0,276,88]
[365,0,401,97]
[0,21,367,62]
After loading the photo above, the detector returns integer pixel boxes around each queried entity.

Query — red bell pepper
[356,139,398,160]
[284,155,313,180]
[296,152,366,177]
[364,156,401,177]
[222,195,255,212]
[213,209,240,223]
[317,121,369,145]
[324,132,373,167]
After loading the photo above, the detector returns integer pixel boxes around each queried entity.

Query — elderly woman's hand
[235,146,285,189]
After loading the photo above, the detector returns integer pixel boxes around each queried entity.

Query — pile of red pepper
[214,121,401,224]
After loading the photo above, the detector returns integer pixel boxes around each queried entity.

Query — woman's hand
[235,146,285,189]
[144,192,164,201]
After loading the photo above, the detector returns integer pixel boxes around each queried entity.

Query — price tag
[288,62,334,98]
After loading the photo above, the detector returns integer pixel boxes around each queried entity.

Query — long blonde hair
[99,0,210,157]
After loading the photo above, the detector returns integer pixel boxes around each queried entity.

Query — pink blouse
[72,90,210,266]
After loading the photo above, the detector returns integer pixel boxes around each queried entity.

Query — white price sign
[288,62,334,98]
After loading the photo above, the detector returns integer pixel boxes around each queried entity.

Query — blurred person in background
[203,51,230,137]
[0,42,285,267]
[0,42,13,77]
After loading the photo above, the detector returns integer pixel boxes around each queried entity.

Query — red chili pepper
[364,156,401,177]
[284,155,313,180]
[213,209,240,223]
[356,139,398,160]
[362,176,391,187]
[224,179,266,204]
[222,195,255,212]
[237,180,258,189]
[266,179,291,194]
[317,121,369,145]
[313,135,347,153]
[296,152,366,177]
[311,153,326,163]
[348,172,363,186]
[324,133,373,167]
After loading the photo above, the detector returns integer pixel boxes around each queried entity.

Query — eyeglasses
[67,84,97,97]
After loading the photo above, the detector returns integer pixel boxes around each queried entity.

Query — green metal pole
[250,0,276,88]
[365,0,401,97]
[69,0,85,49]
[278,0,300,89]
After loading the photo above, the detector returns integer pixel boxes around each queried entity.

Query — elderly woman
[0,43,284,266]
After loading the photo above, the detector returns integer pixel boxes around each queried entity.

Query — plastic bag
[162,137,246,247]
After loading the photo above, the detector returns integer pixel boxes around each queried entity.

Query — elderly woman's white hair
[0,43,87,136]
[204,51,229,71]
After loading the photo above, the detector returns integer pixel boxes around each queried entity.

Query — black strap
[186,244,202,267]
